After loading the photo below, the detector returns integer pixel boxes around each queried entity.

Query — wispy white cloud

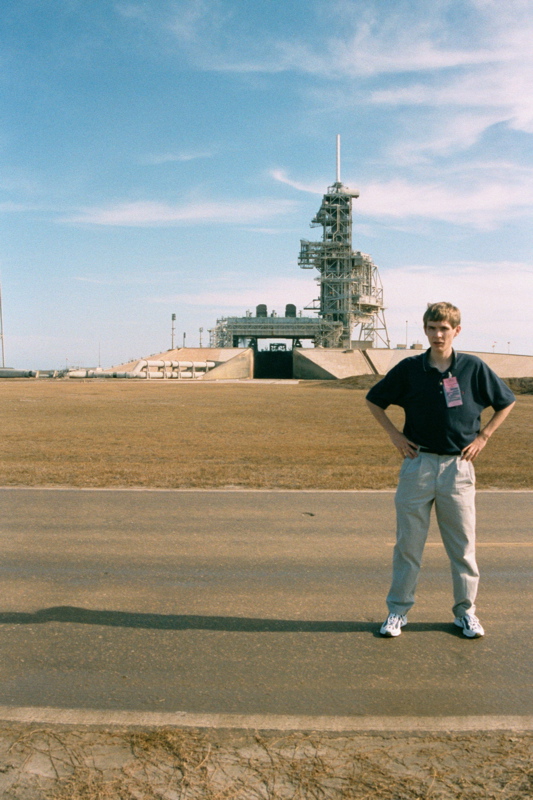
[321,29,496,78]
[372,59,533,158]
[165,0,533,161]
[142,149,215,165]
[386,113,505,164]
[269,169,324,195]
[169,0,211,41]
[168,1,497,77]
[358,177,533,228]
[65,197,299,226]
[271,163,533,229]
[354,3,533,154]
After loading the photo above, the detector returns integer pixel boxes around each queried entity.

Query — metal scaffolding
[209,314,342,349]
[299,138,390,348]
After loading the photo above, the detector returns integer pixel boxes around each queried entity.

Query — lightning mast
[299,136,390,348]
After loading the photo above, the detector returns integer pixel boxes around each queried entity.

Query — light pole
[199,327,203,348]
[171,314,176,350]
[182,332,186,348]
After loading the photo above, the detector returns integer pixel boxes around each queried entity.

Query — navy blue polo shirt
[366,350,515,455]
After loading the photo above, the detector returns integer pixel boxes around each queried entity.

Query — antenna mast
[336,134,341,183]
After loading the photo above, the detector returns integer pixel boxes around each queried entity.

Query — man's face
[424,319,461,353]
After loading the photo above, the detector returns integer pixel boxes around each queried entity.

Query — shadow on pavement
[0,607,460,636]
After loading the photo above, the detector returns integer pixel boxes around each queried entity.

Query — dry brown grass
[0,380,531,489]
[0,725,531,799]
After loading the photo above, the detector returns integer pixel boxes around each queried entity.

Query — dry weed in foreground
[0,726,531,799]
[0,381,531,489]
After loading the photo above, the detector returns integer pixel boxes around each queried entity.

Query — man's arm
[461,402,516,462]
[365,399,419,459]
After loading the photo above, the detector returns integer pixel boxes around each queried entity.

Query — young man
[366,302,515,638]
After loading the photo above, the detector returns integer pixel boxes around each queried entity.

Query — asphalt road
[0,489,531,719]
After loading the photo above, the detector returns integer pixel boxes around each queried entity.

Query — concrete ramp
[201,349,253,380]
[293,348,373,380]
[366,349,533,378]
[461,352,533,378]
[294,347,533,381]
[364,349,414,374]
[107,348,253,380]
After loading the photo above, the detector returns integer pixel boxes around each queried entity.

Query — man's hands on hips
[461,404,515,461]
[365,401,420,460]
[461,433,488,462]
[389,429,419,459]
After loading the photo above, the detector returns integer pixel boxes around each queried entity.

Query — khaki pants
[387,452,479,618]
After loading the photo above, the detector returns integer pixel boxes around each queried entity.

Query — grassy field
[0,379,531,489]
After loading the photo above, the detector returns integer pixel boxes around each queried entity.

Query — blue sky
[1,0,532,368]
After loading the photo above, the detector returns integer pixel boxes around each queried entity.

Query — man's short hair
[423,302,461,329]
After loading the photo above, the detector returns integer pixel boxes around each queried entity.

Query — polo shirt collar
[422,348,457,372]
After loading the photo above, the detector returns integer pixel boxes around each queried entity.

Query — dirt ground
[0,380,531,489]
[0,724,530,799]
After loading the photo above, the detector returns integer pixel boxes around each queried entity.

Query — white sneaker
[380,613,407,637]
[454,613,484,638]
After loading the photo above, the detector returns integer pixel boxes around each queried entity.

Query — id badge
[442,376,463,408]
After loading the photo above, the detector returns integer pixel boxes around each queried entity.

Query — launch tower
[299,136,389,348]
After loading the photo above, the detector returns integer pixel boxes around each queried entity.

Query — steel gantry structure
[209,308,343,349]
[299,136,390,349]
[209,137,390,351]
